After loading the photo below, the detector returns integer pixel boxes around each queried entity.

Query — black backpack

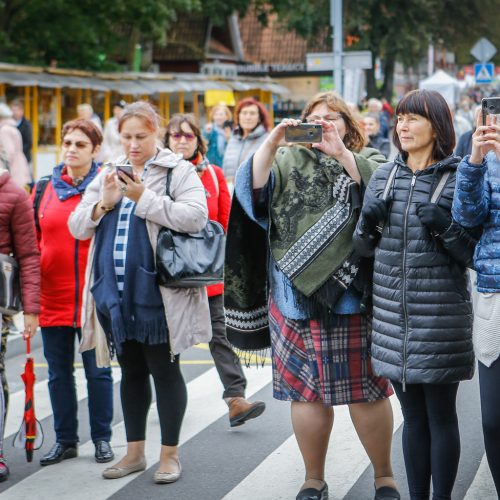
[32,175,51,233]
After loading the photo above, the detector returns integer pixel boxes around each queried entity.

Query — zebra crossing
[0,339,497,500]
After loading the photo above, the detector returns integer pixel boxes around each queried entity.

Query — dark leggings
[392,381,460,500]
[479,358,500,495]
[117,340,187,446]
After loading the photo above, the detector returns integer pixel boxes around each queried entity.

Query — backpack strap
[381,163,398,201]
[430,170,451,204]
[207,165,219,197]
[33,176,51,233]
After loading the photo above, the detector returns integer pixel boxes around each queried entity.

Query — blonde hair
[302,92,366,152]
[209,104,232,123]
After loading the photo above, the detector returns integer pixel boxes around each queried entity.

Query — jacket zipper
[402,173,417,391]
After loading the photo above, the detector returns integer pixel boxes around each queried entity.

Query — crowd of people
[0,87,498,500]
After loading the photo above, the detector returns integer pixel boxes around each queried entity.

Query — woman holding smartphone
[452,105,500,495]
[354,89,477,500]
[69,102,210,484]
[228,91,399,500]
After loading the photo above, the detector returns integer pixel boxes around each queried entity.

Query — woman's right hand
[265,118,303,149]
[101,170,123,208]
[470,120,500,165]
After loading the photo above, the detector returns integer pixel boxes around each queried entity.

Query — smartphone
[115,164,135,181]
[285,123,323,143]
[482,97,500,126]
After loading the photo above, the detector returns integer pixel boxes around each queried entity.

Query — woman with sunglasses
[69,102,210,485]
[165,113,266,427]
[33,119,114,467]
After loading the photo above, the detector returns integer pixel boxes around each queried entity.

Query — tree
[0,0,254,70]
[254,0,500,99]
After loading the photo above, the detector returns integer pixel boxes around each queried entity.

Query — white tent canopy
[419,70,460,106]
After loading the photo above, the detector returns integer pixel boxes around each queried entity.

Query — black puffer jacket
[353,155,476,386]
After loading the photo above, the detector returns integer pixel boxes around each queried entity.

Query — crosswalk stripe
[222,396,404,500]
[5,367,122,439]
[0,365,273,500]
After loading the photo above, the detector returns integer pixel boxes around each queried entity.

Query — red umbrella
[13,337,43,462]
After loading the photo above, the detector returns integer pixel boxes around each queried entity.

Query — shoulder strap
[165,168,173,198]
[207,165,219,197]
[33,176,51,233]
[381,163,398,201]
[430,170,451,204]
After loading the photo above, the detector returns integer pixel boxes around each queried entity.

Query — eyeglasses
[62,140,92,149]
[170,132,196,141]
[306,113,343,123]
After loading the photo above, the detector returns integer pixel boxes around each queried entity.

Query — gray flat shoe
[102,458,147,479]
[153,458,182,484]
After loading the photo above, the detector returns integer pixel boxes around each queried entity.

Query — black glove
[361,197,391,231]
[416,203,451,235]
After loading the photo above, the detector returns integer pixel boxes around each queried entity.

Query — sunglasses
[62,140,92,149]
[170,132,196,141]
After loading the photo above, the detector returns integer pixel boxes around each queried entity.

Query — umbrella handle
[25,336,30,355]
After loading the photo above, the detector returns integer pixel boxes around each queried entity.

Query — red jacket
[199,164,231,297]
[33,180,92,327]
[0,171,40,314]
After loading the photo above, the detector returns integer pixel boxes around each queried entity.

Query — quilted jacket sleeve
[11,190,40,313]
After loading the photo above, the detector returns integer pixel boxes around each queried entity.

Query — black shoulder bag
[155,168,226,288]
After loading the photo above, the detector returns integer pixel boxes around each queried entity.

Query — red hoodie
[195,158,231,297]
[32,177,92,327]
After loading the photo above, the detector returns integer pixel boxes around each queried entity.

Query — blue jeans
[41,327,113,444]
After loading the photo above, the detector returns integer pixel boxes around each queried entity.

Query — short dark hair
[165,113,207,155]
[62,119,103,150]
[393,89,455,161]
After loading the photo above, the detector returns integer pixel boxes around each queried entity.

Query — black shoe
[296,481,328,500]
[374,485,400,500]
[40,442,78,466]
[0,457,9,482]
[94,440,114,463]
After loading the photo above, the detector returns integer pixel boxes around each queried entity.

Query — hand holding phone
[115,164,135,182]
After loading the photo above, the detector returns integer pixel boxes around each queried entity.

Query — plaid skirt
[269,299,392,406]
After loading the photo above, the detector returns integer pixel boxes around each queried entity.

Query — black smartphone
[115,164,135,181]
[482,97,500,126]
[285,123,323,143]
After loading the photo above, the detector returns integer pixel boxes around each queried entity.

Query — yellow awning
[204,89,236,107]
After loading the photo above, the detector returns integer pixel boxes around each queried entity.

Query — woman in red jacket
[0,166,40,481]
[165,114,266,427]
[33,119,114,467]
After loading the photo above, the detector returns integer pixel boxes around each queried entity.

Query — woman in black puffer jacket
[353,90,478,500]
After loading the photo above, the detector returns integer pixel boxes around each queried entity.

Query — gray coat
[353,155,476,385]
[68,148,211,364]
[222,124,269,179]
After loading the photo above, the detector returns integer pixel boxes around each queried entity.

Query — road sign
[471,38,497,62]
[306,51,372,72]
[474,62,495,83]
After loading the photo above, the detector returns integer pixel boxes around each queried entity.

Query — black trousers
[479,358,500,496]
[117,340,187,446]
[392,381,460,500]
[208,295,247,399]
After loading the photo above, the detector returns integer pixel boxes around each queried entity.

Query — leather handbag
[0,253,22,315]
[155,169,226,288]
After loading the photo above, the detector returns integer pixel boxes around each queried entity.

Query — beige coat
[68,149,212,366]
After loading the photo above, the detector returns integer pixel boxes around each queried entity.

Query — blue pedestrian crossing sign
[474,62,495,83]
